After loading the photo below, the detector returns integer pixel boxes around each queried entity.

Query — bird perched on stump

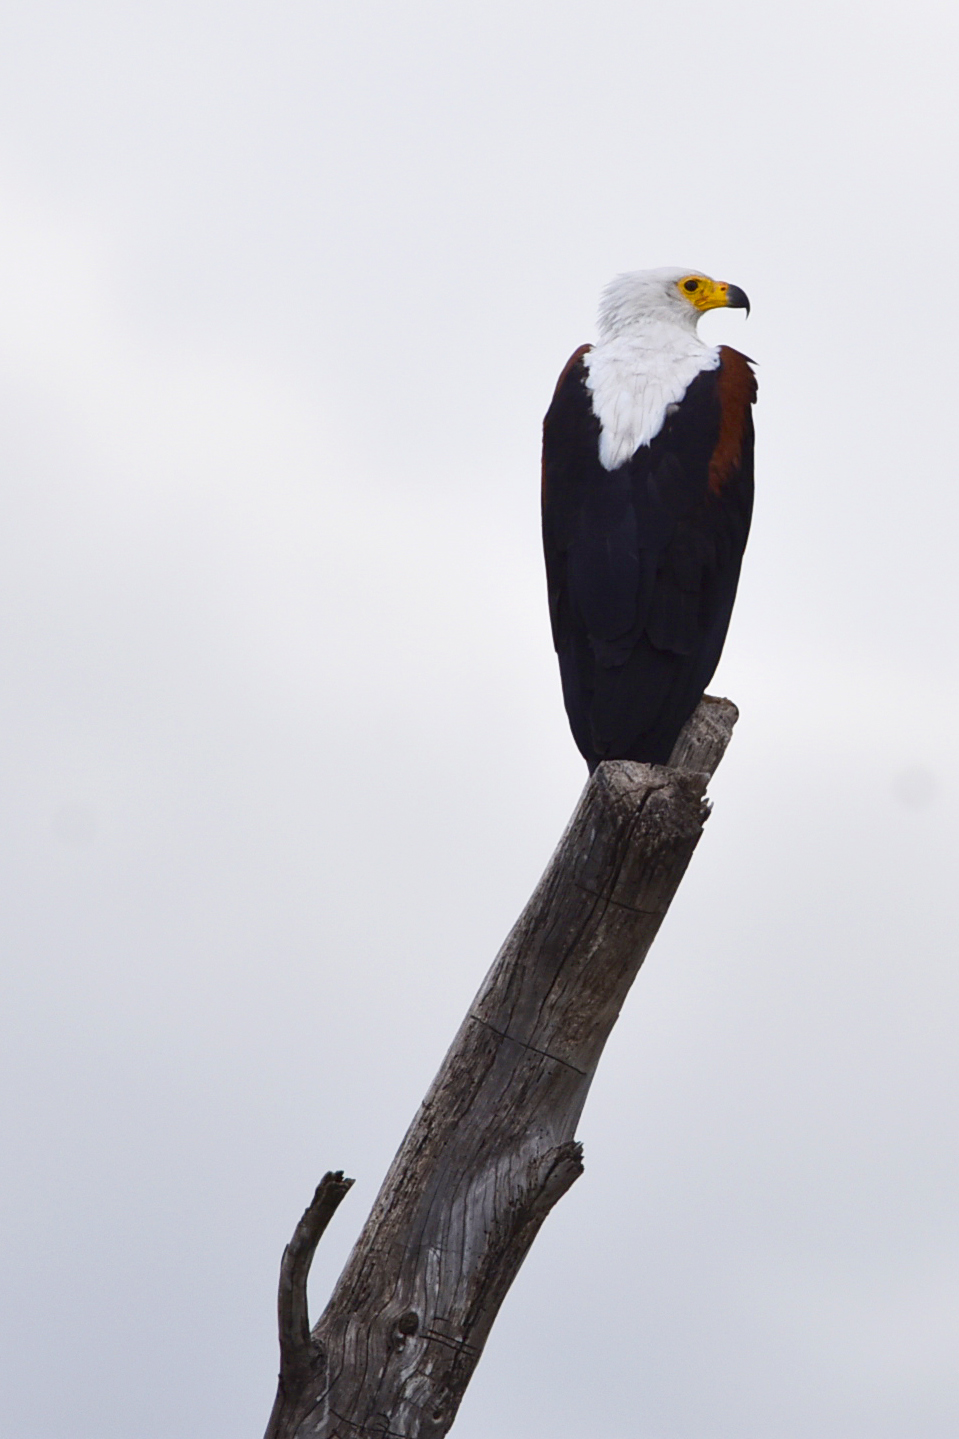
[542,267,756,770]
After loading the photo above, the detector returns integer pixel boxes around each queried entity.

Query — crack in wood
[466,1013,588,1076]
[327,1406,406,1439]
[419,1329,480,1357]
[573,881,665,915]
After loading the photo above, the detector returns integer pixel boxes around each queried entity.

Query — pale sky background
[0,2,957,1436]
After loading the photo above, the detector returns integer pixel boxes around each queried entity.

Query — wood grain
[264,696,739,1439]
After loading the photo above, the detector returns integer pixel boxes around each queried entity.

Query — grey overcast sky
[0,1,957,1436]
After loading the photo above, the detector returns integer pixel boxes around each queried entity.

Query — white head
[597,267,750,340]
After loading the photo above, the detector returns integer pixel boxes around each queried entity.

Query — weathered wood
[265,1172,355,1439]
[265,695,739,1439]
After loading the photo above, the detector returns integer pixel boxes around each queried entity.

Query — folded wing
[542,345,755,768]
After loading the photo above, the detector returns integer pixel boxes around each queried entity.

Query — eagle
[542,267,756,770]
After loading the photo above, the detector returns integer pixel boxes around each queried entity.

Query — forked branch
[264,696,739,1439]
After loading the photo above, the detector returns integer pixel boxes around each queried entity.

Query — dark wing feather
[542,346,755,769]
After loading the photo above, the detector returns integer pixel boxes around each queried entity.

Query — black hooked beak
[725,284,751,316]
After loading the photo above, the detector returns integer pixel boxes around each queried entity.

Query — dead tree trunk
[264,695,738,1439]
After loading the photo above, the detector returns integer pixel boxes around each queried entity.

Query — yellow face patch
[676,275,733,312]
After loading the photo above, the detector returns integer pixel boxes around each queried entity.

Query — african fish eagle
[542,267,756,770]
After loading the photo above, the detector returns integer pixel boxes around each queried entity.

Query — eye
[683,279,699,292]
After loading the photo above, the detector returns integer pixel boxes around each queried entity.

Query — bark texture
[265,695,738,1439]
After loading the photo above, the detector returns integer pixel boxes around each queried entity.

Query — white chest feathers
[583,326,720,471]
